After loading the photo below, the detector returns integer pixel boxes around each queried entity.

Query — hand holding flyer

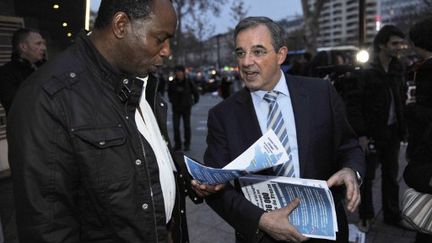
[240,175,338,240]
[184,129,288,185]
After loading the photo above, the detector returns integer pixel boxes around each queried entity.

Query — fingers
[284,199,309,242]
[326,173,340,188]
[258,199,308,242]
[326,168,362,212]
[285,198,301,214]
[345,178,361,212]
[191,180,225,197]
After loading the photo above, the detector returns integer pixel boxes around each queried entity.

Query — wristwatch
[355,170,363,186]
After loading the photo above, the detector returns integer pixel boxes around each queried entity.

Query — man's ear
[18,43,27,53]
[112,12,130,39]
[277,46,288,65]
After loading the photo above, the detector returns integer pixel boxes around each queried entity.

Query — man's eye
[235,51,246,58]
[252,49,266,56]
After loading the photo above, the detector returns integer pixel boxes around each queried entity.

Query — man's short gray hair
[234,16,287,51]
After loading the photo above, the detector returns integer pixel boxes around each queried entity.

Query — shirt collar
[251,70,289,101]
[137,76,149,102]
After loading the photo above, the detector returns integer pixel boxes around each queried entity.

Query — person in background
[196,16,364,242]
[403,17,432,243]
[7,0,221,242]
[0,28,46,114]
[168,65,199,151]
[0,27,46,243]
[405,17,432,161]
[219,73,233,99]
[288,52,311,76]
[155,66,167,97]
[345,25,407,231]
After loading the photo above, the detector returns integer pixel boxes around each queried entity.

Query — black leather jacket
[0,57,36,113]
[7,33,200,243]
[346,57,407,140]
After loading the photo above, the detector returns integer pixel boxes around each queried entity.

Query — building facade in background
[381,0,425,25]
[310,0,379,47]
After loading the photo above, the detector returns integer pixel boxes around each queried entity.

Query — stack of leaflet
[240,175,338,240]
[184,129,288,185]
[184,129,338,240]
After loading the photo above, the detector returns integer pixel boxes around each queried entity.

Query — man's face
[20,32,46,64]
[175,70,185,80]
[122,0,177,77]
[381,35,405,58]
[235,24,287,91]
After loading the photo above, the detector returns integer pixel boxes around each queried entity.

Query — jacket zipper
[137,133,160,243]
[125,79,162,242]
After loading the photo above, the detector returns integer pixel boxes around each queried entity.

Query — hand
[258,198,309,242]
[358,136,369,153]
[191,180,225,197]
[327,168,361,213]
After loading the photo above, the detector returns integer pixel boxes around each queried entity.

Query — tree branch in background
[171,0,227,65]
[301,0,328,56]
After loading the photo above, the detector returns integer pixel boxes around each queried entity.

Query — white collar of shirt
[135,76,176,224]
[250,70,300,177]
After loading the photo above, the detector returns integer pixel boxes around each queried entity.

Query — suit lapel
[286,75,310,177]
[234,88,262,148]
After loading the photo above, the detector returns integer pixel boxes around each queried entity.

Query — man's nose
[160,40,171,57]
[241,53,255,66]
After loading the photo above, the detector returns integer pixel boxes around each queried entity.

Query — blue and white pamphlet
[240,175,338,240]
[184,129,288,185]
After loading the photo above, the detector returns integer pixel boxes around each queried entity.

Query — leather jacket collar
[76,32,160,109]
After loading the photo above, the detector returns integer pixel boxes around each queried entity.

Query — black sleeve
[7,84,80,243]
[190,79,200,104]
[404,127,432,194]
[344,71,368,137]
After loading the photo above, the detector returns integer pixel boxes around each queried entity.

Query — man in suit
[199,17,365,242]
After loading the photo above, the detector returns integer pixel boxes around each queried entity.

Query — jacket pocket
[70,124,131,183]
[72,124,126,149]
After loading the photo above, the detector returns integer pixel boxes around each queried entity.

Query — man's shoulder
[285,73,331,90]
[0,59,25,73]
[23,48,88,96]
[210,88,248,113]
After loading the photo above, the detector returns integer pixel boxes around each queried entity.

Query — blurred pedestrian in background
[168,65,200,151]
[0,28,46,114]
[287,51,311,76]
[155,66,167,97]
[405,17,432,161]
[403,17,432,243]
[219,73,232,99]
[0,27,46,243]
[346,25,407,231]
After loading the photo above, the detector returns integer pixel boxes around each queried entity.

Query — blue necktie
[263,91,294,177]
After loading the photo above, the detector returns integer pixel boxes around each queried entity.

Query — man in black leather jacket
[403,17,432,243]
[0,28,46,114]
[7,0,224,242]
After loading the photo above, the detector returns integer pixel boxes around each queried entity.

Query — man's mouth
[243,70,259,79]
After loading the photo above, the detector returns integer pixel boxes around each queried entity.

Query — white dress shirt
[250,71,300,177]
[135,76,176,223]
